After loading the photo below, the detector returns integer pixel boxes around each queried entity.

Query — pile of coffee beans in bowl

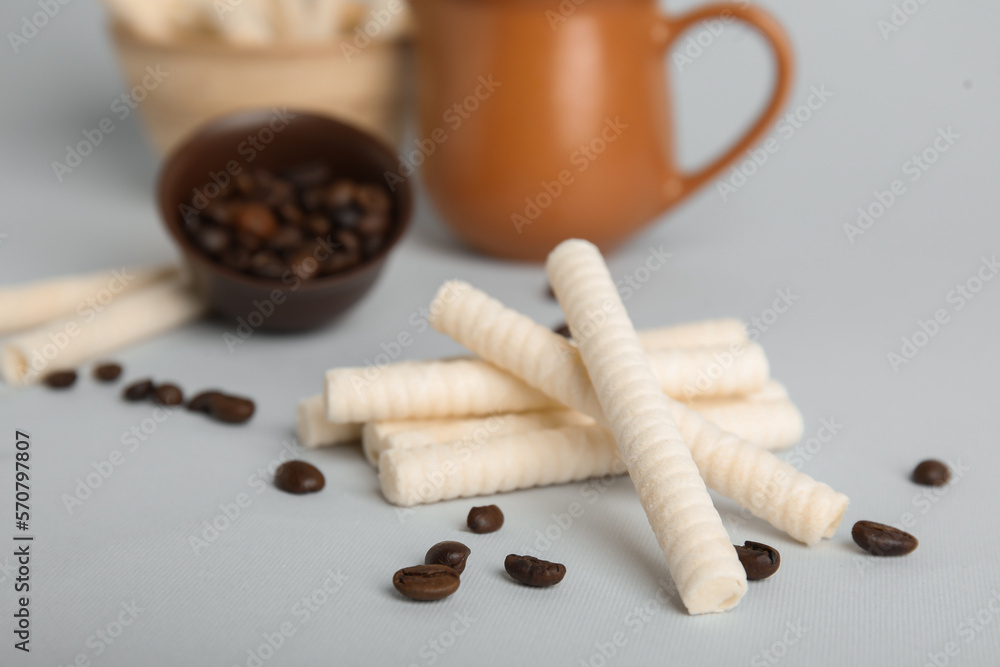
[180,161,394,282]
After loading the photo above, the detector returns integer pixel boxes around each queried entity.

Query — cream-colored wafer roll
[636,318,747,350]
[325,344,767,423]
[694,399,803,451]
[1,278,205,386]
[0,265,176,334]
[364,410,595,466]
[428,279,848,548]
[547,240,745,614]
[380,425,625,506]
[296,395,362,448]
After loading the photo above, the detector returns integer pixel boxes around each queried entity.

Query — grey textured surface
[2,0,1000,665]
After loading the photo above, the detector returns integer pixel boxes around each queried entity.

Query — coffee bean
[268,225,303,251]
[553,323,571,338]
[235,172,256,196]
[356,184,391,215]
[425,541,471,574]
[153,384,184,406]
[221,246,252,271]
[277,202,304,226]
[734,541,780,580]
[504,554,566,587]
[290,247,321,280]
[235,203,278,239]
[361,235,384,257]
[357,214,389,237]
[274,460,325,494]
[263,180,294,208]
[331,203,363,229]
[305,215,332,238]
[187,390,223,413]
[912,459,950,486]
[123,378,154,401]
[335,229,361,255]
[43,370,77,389]
[204,201,235,225]
[249,250,286,280]
[93,363,122,382]
[207,393,255,424]
[235,230,264,252]
[325,180,356,209]
[392,564,460,601]
[467,505,504,533]
[321,253,360,275]
[852,520,918,556]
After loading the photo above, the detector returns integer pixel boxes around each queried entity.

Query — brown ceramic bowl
[157,110,411,331]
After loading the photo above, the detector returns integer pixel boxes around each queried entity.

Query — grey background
[2,0,999,665]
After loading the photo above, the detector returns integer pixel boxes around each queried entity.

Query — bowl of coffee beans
[157,109,412,331]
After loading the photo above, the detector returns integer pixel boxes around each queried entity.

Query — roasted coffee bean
[123,378,154,401]
[334,229,361,255]
[221,246,253,271]
[235,172,256,196]
[424,541,471,574]
[44,370,77,389]
[277,202,304,226]
[290,247,321,280]
[504,554,566,587]
[207,393,255,424]
[356,184,391,214]
[392,564,460,601]
[325,180,356,209]
[305,215,332,237]
[153,383,184,406]
[361,235,384,257]
[912,459,950,486]
[300,187,325,211]
[263,180,294,207]
[734,541,780,580]
[358,214,389,237]
[274,460,325,494]
[268,225,304,251]
[249,250,286,279]
[331,203,363,229]
[204,201,235,225]
[852,520,918,556]
[281,161,331,189]
[235,204,278,239]
[467,505,504,533]
[321,253,360,275]
[235,230,265,253]
[194,226,232,256]
[93,363,123,382]
[553,323,571,338]
[187,390,223,413]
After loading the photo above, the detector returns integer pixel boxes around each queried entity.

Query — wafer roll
[0,264,176,334]
[364,410,595,465]
[296,395,362,448]
[1,278,205,386]
[636,319,747,350]
[428,280,848,547]
[694,399,803,450]
[325,344,767,423]
[380,425,624,506]
[547,239,745,614]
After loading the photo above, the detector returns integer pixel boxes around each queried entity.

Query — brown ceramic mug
[409,0,793,261]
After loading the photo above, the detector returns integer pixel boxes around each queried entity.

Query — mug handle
[658,3,794,202]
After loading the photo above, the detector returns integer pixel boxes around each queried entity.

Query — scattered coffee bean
[467,505,504,533]
[852,520,918,556]
[43,370,77,389]
[207,393,255,424]
[553,323,571,338]
[187,390,223,413]
[274,460,325,494]
[392,564,460,601]
[425,541,471,574]
[912,459,950,486]
[123,378,154,401]
[734,541,780,580]
[93,363,123,382]
[504,554,566,587]
[180,164,394,283]
[152,383,184,406]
